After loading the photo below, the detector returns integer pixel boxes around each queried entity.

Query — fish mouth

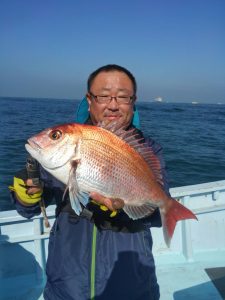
[26,139,42,152]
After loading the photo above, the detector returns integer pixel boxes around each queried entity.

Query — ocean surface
[0,97,225,211]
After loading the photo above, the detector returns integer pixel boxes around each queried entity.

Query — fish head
[25,123,82,170]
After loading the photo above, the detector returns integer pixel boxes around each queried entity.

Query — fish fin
[160,198,198,247]
[97,120,125,132]
[98,121,164,186]
[123,203,156,220]
[67,160,89,215]
[69,187,89,215]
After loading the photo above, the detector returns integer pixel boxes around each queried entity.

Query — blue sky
[0,0,224,103]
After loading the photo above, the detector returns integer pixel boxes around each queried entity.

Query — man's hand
[26,179,43,195]
[90,192,124,211]
[9,172,43,206]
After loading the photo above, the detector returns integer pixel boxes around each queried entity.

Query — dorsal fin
[97,121,164,187]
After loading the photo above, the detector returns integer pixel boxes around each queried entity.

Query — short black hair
[87,64,137,95]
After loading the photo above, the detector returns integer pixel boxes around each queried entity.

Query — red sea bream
[25,122,197,246]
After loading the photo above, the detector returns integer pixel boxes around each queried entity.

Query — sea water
[0,97,224,211]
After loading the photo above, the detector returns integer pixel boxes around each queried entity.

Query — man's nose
[107,97,119,110]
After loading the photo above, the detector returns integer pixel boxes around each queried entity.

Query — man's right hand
[9,169,43,206]
[26,179,43,195]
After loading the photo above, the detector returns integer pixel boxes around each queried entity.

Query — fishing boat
[0,180,225,300]
[154,97,163,102]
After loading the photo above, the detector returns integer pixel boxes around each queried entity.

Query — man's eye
[98,96,110,100]
[117,96,130,101]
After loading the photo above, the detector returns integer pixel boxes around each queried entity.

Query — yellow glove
[9,176,42,205]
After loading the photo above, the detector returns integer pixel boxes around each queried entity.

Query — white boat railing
[152,180,225,265]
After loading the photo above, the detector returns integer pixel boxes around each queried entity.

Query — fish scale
[77,138,152,203]
[81,127,154,183]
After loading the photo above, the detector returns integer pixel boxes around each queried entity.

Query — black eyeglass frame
[89,92,135,104]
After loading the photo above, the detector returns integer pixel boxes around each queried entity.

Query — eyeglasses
[89,92,135,104]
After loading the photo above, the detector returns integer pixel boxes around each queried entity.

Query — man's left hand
[89,192,124,211]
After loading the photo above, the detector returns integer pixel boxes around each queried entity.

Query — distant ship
[154,97,163,102]
[191,101,198,105]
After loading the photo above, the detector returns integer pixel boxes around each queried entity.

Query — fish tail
[160,198,197,247]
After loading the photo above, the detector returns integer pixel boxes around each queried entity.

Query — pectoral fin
[67,159,89,216]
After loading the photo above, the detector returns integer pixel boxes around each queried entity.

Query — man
[11,64,169,300]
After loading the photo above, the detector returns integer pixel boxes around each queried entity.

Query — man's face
[86,71,136,127]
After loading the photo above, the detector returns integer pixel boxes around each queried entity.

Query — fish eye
[49,130,62,140]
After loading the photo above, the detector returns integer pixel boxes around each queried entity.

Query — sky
[0,0,225,103]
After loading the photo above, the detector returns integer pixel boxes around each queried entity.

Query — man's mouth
[105,115,121,120]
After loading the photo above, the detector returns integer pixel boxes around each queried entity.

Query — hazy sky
[0,0,224,103]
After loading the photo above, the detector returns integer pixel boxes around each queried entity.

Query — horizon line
[0,96,224,105]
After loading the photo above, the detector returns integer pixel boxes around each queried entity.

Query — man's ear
[86,93,91,111]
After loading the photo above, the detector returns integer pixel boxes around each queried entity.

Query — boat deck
[157,259,225,299]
